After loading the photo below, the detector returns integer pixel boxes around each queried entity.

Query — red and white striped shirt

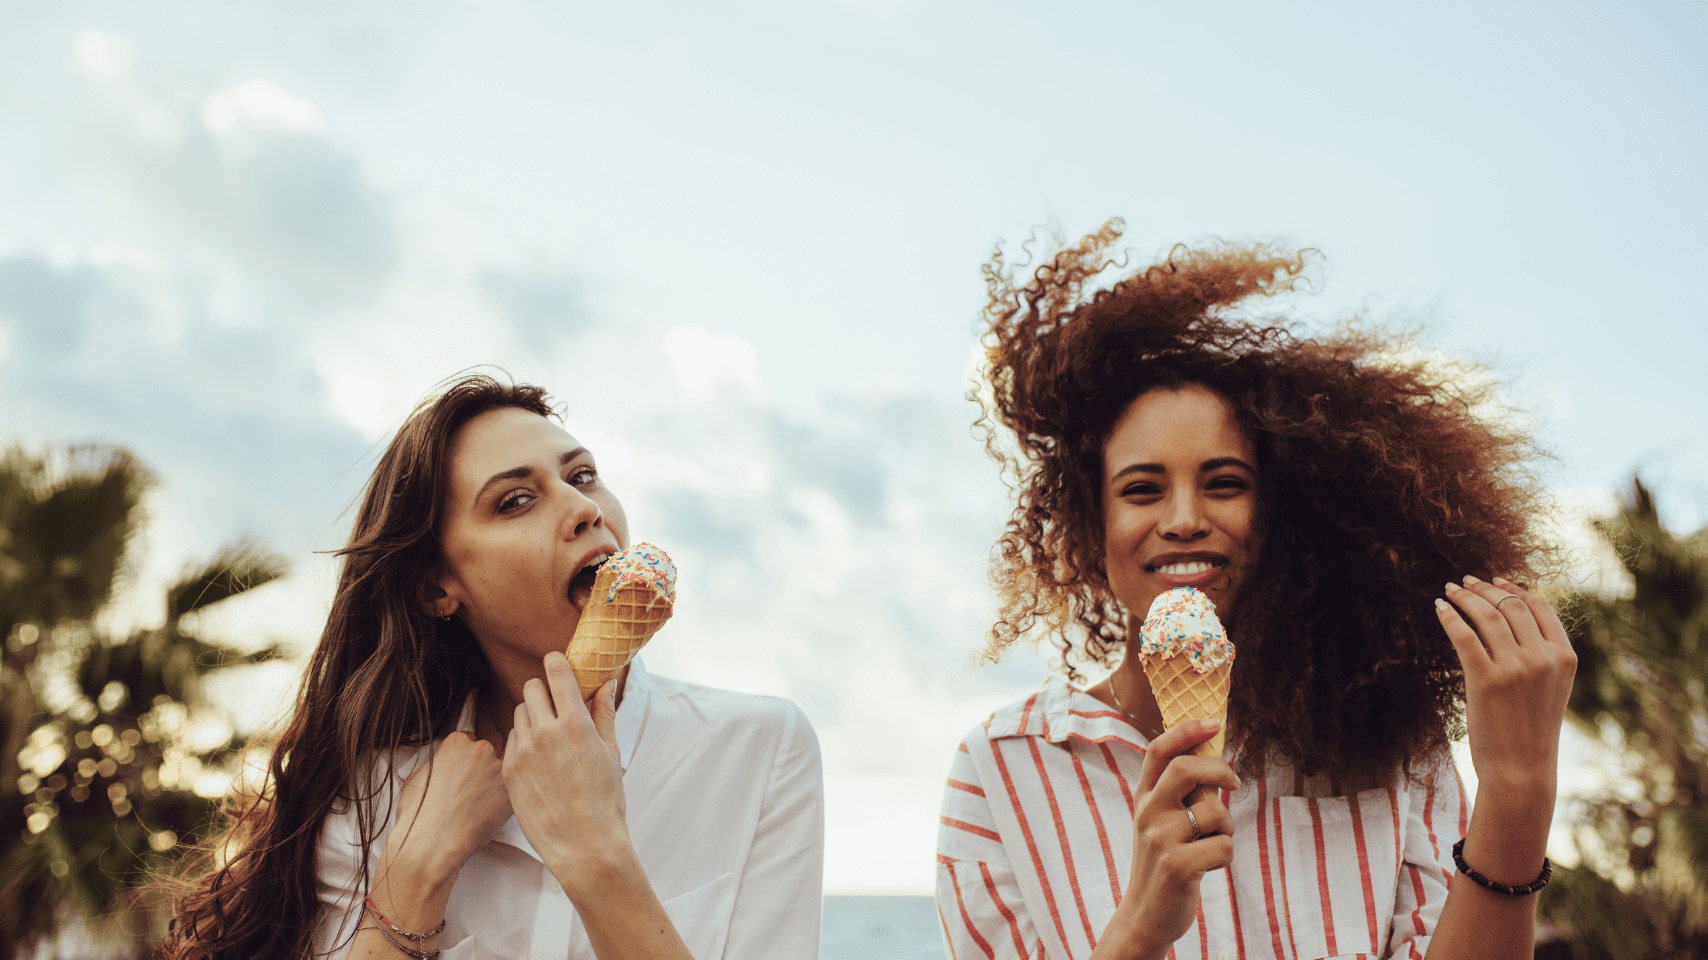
[936,679,1468,960]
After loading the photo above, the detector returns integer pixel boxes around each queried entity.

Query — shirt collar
[451,655,652,771]
[985,675,1152,750]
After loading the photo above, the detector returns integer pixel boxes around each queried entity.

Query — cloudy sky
[2,2,1703,893]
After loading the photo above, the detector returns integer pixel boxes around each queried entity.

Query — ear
[418,566,461,620]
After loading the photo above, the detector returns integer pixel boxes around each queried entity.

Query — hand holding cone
[565,542,676,699]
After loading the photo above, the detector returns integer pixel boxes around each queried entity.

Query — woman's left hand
[1436,576,1577,794]
[501,651,632,899]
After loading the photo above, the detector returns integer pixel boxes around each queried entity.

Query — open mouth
[567,557,608,610]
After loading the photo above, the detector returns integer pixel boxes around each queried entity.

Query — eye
[1120,481,1162,498]
[496,490,536,514]
[568,465,598,487]
[1207,475,1249,494]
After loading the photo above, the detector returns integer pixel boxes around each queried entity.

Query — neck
[1107,654,1167,739]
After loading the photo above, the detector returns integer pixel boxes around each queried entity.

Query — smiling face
[433,406,629,675]
[1101,384,1260,630]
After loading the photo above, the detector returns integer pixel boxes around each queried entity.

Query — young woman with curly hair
[162,374,824,960]
[936,221,1575,960]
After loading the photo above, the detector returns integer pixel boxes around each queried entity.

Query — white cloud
[202,79,324,137]
[72,29,134,78]
[664,325,763,399]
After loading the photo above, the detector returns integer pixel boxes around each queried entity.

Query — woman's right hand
[379,731,513,889]
[1096,719,1240,960]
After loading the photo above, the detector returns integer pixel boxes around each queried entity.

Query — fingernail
[1202,719,1221,733]
[1462,575,1482,585]
[1434,598,1449,611]
[1491,576,1509,585]
[1444,582,1459,592]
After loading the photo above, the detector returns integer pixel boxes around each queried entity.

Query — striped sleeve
[1386,750,1469,960]
[936,733,1043,960]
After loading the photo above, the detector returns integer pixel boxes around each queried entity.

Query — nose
[560,483,604,541]
[1158,489,1210,542]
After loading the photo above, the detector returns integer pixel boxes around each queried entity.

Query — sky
[1,1,1704,894]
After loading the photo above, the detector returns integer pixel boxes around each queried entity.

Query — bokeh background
[1,0,1703,926]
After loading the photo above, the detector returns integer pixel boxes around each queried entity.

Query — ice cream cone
[565,543,676,699]
[1136,586,1236,787]
[1144,653,1231,759]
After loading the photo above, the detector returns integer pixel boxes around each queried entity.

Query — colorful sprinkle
[599,542,677,605]
[1138,586,1235,674]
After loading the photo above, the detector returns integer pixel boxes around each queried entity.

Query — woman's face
[1101,384,1260,627]
[433,406,629,670]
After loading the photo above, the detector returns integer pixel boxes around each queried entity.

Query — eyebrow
[473,447,588,506]
[1109,456,1256,484]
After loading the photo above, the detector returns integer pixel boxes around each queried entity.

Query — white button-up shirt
[937,679,1467,960]
[313,658,825,959]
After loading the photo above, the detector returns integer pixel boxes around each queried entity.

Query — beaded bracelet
[362,898,444,959]
[1451,838,1551,895]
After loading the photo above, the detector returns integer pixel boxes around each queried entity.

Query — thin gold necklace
[1105,675,1163,741]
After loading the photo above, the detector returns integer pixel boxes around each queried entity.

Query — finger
[589,680,621,755]
[1444,580,1516,660]
[1155,755,1241,807]
[542,652,583,717]
[1434,595,1491,670]
[1173,834,1236,876]
[1185,797,1234,840]
[522,676,558,725]
[1138,719,1222,793]
[1462,575,1544,647]
[1493,577,1572,650]
[512,700,532,740]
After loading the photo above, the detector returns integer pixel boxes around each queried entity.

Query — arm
[503,652,695,960]
[1089,720,1240,960]
[1423,576,1575,960]
[316,734,513,960]
[935,736,1041,960]
[721,701,826,959]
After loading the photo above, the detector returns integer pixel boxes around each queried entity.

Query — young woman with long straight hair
[936,222,1575,960]
[164,374,824,960]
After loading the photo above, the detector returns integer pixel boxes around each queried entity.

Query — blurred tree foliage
[1540,480,1708,959]
[0,447,287,959]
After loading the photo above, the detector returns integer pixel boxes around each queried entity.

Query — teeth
[1157,561,1216,575]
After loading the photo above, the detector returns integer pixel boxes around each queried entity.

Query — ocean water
[821,896,945,960]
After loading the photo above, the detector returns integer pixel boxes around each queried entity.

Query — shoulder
[640,671,820,765]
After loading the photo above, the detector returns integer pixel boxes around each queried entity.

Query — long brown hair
[162,374,554,959]
[977,221,1554,780]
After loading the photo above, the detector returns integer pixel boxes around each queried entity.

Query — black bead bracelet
[1451,838,1551,895]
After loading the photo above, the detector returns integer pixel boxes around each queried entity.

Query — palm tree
[1538,480,1708,959]
[0,447,287,958]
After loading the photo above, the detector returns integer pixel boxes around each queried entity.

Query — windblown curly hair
[976,220,1555,780]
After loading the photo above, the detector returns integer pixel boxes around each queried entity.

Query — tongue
[568,565,600,610]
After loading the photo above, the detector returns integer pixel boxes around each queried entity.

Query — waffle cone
[566,575,673,699]
[1143,654,1231,758]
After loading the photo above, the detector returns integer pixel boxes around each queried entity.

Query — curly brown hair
[977,220,1554,780]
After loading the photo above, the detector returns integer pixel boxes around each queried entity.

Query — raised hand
[1436,576,1576,794]
[358,731,512,957]
[380,731,513,884]
[1094,719,1241,960]
[501,651,632,897]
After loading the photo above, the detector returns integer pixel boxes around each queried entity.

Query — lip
[1144,551,1230,588]
[565,544,618,610]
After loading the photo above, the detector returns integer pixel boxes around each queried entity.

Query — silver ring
[1496,594,1525,613]
[1185,806,1204,840]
